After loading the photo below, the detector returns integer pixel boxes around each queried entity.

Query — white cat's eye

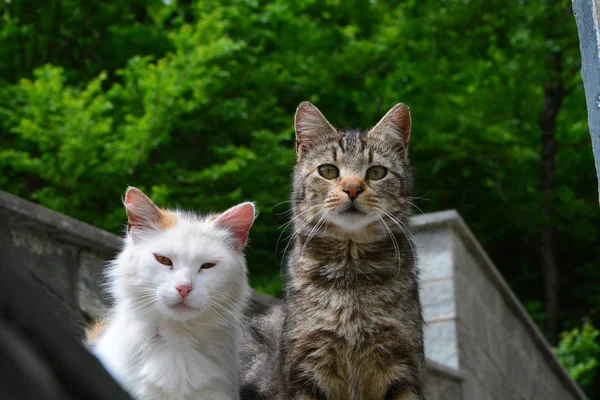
[318,164,339,180]
[366,166,387,181]
[200,262,217,271]
[154,254,173,268]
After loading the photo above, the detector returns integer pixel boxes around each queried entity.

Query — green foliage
[555,321,600,397]
[524,300,547,330]
[0,0,598,320]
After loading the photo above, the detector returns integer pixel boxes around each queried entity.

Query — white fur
[92,210,250,400]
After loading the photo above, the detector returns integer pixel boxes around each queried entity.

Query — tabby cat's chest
[289,283,400,343]
[284,292,406,400]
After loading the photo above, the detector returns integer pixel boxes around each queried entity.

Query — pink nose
[343,183,364,200]
[176,285,193,298]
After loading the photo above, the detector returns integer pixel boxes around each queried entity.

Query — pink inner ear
[294,101,338,157]
[215,202,256,250]
[369,103,411,149]
[124,187,162,232]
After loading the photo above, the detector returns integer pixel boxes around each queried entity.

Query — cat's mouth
[327,202,378,231]
[340,204,366,216]
[171,302,198,312]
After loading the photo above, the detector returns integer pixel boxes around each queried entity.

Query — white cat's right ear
[124,187,163,236]
[294,101,338,158]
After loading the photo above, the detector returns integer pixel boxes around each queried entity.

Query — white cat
[88,187,255,400]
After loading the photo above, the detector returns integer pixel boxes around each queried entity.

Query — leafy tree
[555,320,600,397]
[0,0,598,353]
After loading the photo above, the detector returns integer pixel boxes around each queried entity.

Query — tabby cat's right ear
[294,101,338,158]
[367,103,411,152]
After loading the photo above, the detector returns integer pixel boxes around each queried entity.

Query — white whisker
[375,213,402,275]
[280,207,328,273]
[300,210,331,257]
[375,207,416,265]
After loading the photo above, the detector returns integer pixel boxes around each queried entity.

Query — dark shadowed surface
[0,263,132,400]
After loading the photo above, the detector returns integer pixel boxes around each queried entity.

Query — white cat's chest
[95,321,236,400]
[135,332,229,399]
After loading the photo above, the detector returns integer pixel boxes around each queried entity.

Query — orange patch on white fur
[85,320,106,345]
[159,209,178,230]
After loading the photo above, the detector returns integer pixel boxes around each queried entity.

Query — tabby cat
[240,102,425,400]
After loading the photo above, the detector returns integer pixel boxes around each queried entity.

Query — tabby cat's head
[292,102,413,235]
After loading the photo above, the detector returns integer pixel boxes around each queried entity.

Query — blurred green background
[1,0,599,393]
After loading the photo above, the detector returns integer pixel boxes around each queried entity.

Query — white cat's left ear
[367,103,411,150]
[214,202,257,251]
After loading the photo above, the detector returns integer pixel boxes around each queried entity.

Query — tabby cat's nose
[343,184,363,200]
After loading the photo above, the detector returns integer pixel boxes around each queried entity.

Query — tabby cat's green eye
[366,166,387,181]
[318,164,339,180]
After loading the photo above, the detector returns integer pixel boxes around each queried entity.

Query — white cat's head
[110,187,255,323]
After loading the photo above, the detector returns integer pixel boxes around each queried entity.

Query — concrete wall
[0,191,585,398]
[0,191,120,336]
[413,211,586,400]
[424,361,464,400]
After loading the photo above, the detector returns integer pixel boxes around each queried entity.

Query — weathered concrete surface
[412,210,587,400]
[414,225,459,369]
[0,191,120,336]
[573,0,600,199]
[424,361,465,400]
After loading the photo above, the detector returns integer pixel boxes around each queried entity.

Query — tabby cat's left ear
[214,202,257,251]
[367,103,411,151]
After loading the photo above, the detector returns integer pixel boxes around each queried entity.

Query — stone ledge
[426,359,466,382]
[425,360,465,400]
[0,191,120,256]
[410,210,587,400]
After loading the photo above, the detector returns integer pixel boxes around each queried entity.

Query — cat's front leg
[292,395,325,400]
[383,393,425,400]
[285,374,328,400]
[285,363,333,400]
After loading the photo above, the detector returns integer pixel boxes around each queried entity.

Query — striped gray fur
[240,102,425,400]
